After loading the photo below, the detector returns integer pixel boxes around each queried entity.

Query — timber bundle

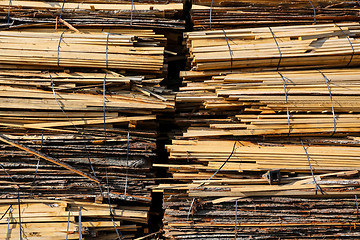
[1,0,185,29]
[0,29,166,73]
[0,68,174,237]
[0,199,149,239]
[156,138,360,239]
[184,23,360,72]
[191,0,360,30]
[154,22,360,239]
[177,68,360,136]
[2,0,360,238]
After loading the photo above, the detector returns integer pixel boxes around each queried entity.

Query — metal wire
[318,70,336,136]
[278,72,291,136]
[222,29,233,72]
[269,27,282,71]
[308,0,317,24]
[7,0,11,24]
[6,205,12,240]
[57,29,67,67]
[235,200,238,240]
[65,208,71,240]
[335,23,355,66]
[130,0,134,26]
[300,140,324,195]
[209,0,214,29]
[124,131,129,196]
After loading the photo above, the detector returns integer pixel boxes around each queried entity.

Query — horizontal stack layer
[0,199,148,239]
[184,23,360,73]
[162,139,360,176]
[0,69,175,198]
[0,29,165,73]
[155,22,360,239]
[1,0,185,29]
[191,0,360,30]
[176,68,360,137]
[161,196,360,239]
[155,138,360,239]
[0,69,174,237]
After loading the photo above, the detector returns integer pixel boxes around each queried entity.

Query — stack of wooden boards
[160,196,360,239]
[0,29,166,73]
[177,68,360,137]
[0,199,149,239]
[1,0,185,29]
[183,23,360,73]
[191,0,360,30]
[155,23,360,239]
[155,138,360,239]
[0,28,174,238]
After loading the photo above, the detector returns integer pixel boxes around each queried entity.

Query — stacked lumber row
[191,0,360,30]
[161,196,360,239]
[1,0,185,29]
[161,139,360,177]
[183,23,360,73]
[0,199,148,239]
[156,22,360,238]
[155,138,360,239]
[0,69,174,237]
[0,29,166,74]
[0,69,175,198]
[176,68,360,137]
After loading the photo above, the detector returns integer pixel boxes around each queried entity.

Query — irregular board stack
[177,68,360,137]
[0,29,174,238]
[0,69,174,199]
[160,196,360,239]
[0,29,166,73]
[0,199,149,239]
[183,23,360,73]
[155,23,360,239]
[1,0,185,29]
[191,0,360,30]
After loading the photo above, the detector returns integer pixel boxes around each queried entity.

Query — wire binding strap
[335,23,355,66]
[6,205,12,240]
[269,27,282,71]
[278,72,291,136]
[103,30,122,240]
[318,70,336,136]
[130,0,134,26]
[7,0,11,25]
[222,29,233,72]
[50,72,101,195]
[188,141,238,220]
[187,197,196,220]
[105,32,110,69]
[235,200,238,240]
[0,164,15,182]
[207,141,237,182]
[356,195,359,219]
[308,0,317,24]
[103,31,110,141]
[59,0,66,23]
[0,205,12,221]
[32,130,44,184]
[17,190,22,240]
[300,140,324,195]
[65,208,71,240]
[57,29,67,67]
[78,206,82,240]
[105,171,123,239]
[124,131,129,196]
[209,0,214,29]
